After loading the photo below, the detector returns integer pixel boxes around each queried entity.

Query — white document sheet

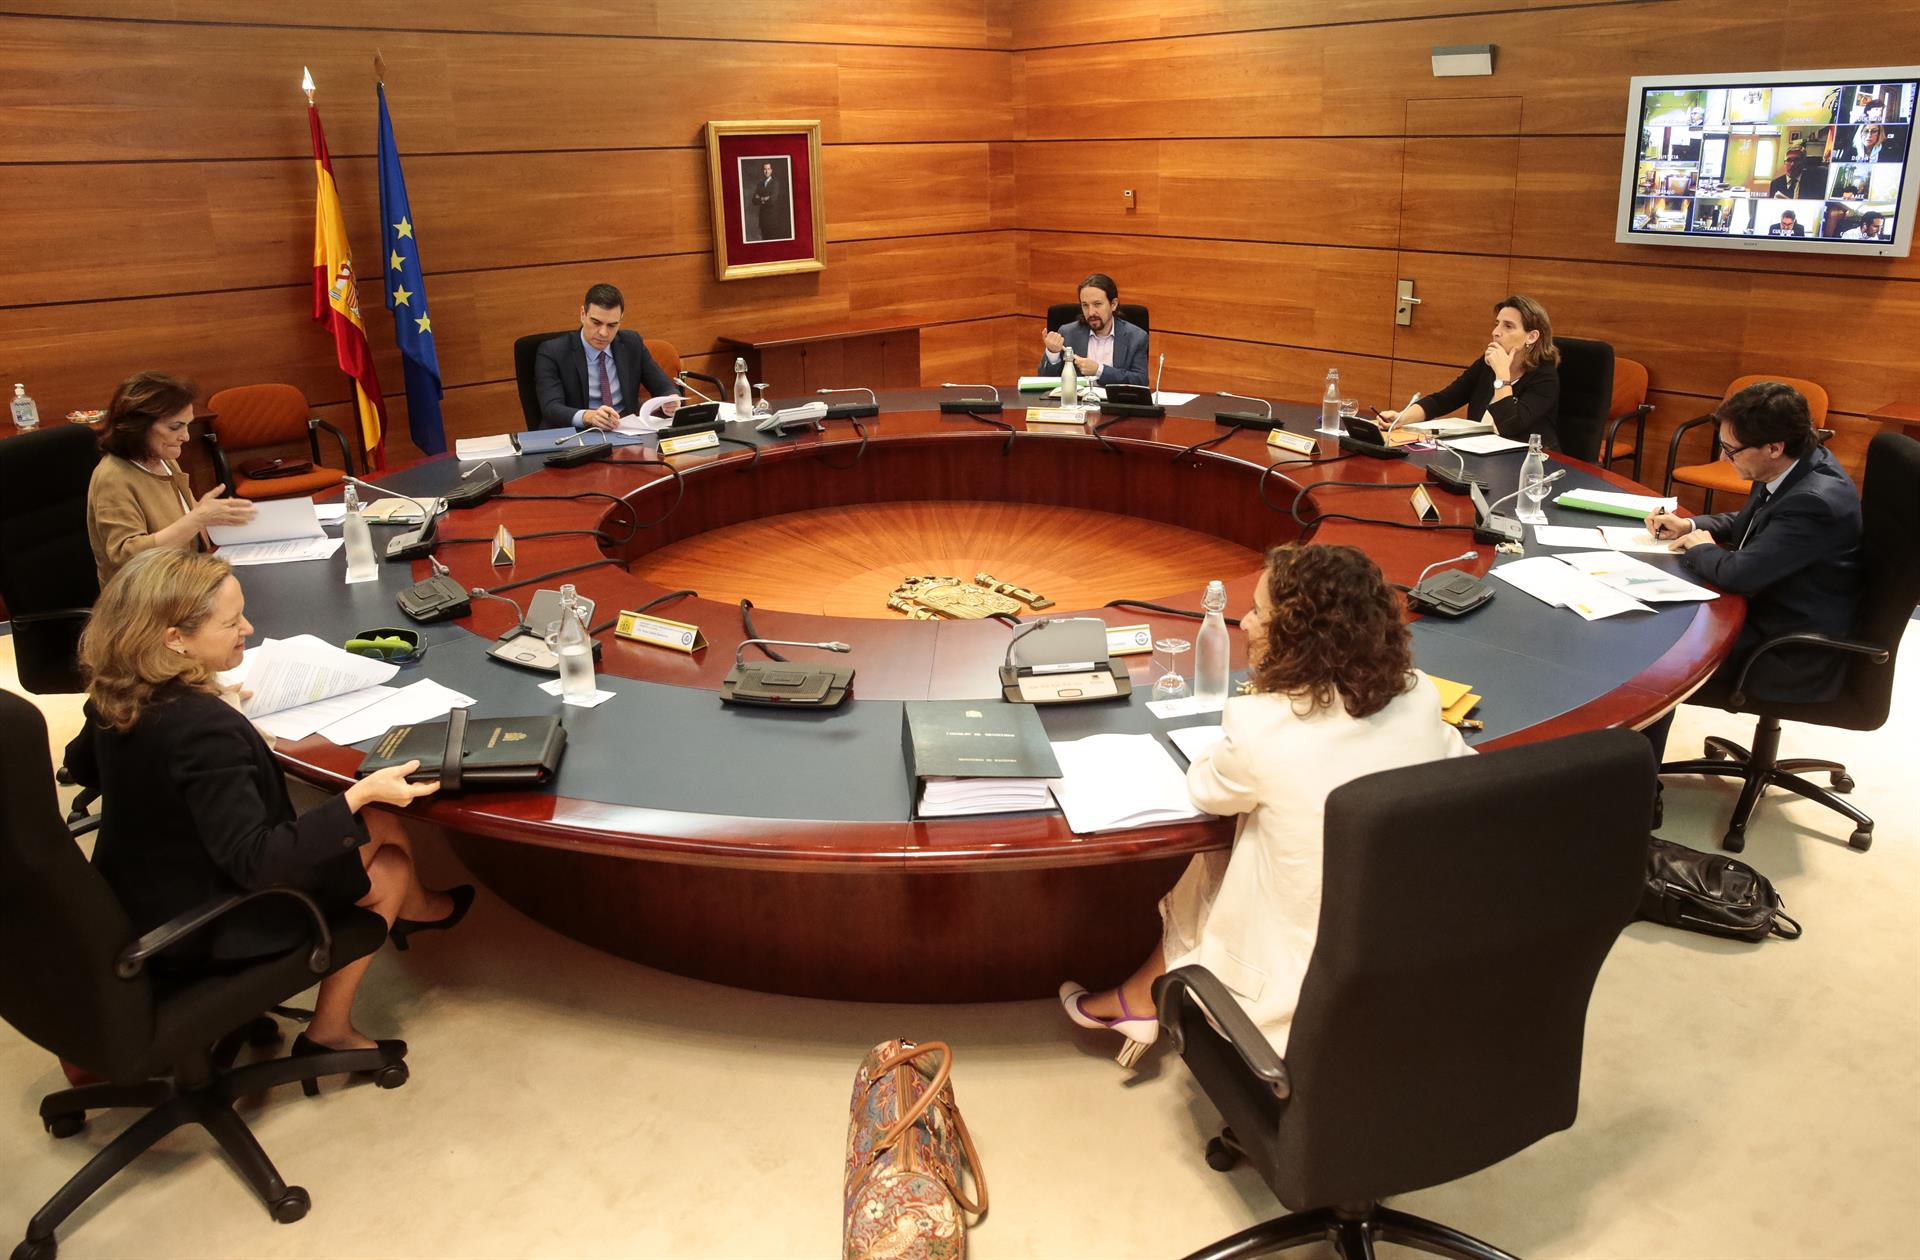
[1489,557,1651,620]
[1531,525,1606,548]
[1556,551,1719,603]
[616,394,684,434]
[235,634,399,719]
[1446,433,1529,455]
[1146,695,1226,719]
[1412,417,1495,437]
[253,685,396,742]
[1554,488,1679,516]
[916,776,1054,817]
[1153,391,1200,405]
[455,434,517,461]
[1597,526,1679,555]
[313,502,348,524]
[1048,733,1206,834]
[317,679,477,746]
[1166,724,1224,763]
[538,678,616,708]
[207,498,324,547]
[219,537,344,566]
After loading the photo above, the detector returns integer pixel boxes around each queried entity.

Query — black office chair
[0,425,101,695]
[1155,729,1651,1260]
[0,690,405,1260]
[1552,336,1615,462]
[513,329,575,429]
[1661,431,1920,853]
[1043,301,1150,333]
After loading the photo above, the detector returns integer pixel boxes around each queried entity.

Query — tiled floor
[3,629,1916,1259]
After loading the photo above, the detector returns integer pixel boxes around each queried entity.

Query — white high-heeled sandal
[1059,981,1158,1068]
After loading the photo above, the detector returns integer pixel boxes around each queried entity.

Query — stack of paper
[455,434,517,461]
[1048,733,1206,834]
[1411,416,1495,437]
[917,777,1054,817]
[1555,488,1678,518]
[1165,725,1223,763]
[1557,551,1719,603]
[1446,433,1528,455]
[220,635,400,740]
[209,499,341,566]
[1489,557,1652,620]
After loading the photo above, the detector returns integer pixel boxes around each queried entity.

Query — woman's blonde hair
[79,548,234,731]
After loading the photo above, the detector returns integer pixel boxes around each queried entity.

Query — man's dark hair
[1077,273,1119,303]
[1717,380,1817,459]
[582,283,624,312]
[1779,210,1796,223]
[99,371,197,461]
[1863,210,1884,226]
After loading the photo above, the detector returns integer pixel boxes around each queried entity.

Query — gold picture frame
[704,119,827,281]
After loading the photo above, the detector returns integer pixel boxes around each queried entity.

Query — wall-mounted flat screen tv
[1616,67,1919,257]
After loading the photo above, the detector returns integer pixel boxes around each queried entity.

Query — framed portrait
[704,120,826,281]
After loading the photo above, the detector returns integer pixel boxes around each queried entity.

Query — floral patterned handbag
[843,1039,988,1260]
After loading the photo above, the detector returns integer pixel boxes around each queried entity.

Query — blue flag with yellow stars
[375,83,446,455]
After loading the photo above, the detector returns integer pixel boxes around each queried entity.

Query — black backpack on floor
[1637,837,1802,942]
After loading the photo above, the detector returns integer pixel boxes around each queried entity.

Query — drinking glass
[752,382,774,418]
[1152,637,1192,700]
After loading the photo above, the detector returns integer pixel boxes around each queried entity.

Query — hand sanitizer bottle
[341,483,376,583]
[1194,580,1231,708]
[10,384,40,430]
[1321,368,1342,435]
[1059,353,1079,413]
[1517,433,1550,525]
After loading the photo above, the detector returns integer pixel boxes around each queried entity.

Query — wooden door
[1390,97,1523,406]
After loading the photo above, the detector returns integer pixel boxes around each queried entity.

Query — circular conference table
[243,388,1742,1001]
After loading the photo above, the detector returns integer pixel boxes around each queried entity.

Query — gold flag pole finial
[301,65,315,105]
[373,50,385,85]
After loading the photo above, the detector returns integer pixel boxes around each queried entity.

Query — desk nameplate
[659,431,721,456]
[616,610,708,653]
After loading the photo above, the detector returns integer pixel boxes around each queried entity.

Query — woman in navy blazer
[65,549,465,1060]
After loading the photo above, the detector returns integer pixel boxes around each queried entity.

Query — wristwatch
[1492,377,1510,390]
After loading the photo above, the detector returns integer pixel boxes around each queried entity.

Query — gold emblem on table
[973,572,1054,611]
[887,575,1020,619]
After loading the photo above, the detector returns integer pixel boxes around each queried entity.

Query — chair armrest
[10,607,94,628]
[1605,402,1653,450]
[1662,410,1717,494]
[115,886,335,980]
[307,417,356,476]
[66,785,102,836]
[1154,965,1291,1099]
[1729,632,1889,707]
[197,423,236,496]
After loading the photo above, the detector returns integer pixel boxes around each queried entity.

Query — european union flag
[375,83,446,455]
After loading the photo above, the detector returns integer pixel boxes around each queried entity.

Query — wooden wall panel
[1026,233,1400,358]
[1013,140,1404,248]
[5,1,1012,48]
[0,17,1011,161]
[1012,0,1559,49]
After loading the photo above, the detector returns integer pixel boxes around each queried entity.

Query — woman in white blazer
[1062,543,1473,1067]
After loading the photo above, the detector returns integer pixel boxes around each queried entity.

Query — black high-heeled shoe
[290,1033,409,1096]
[389,884,475,952]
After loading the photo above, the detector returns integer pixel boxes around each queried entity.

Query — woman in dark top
[1380,294,1562,451]
[65,548,463,1060]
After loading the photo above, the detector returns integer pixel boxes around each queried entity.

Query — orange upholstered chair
[202,384,354,500]
[1601,357,1655,483]
[646,339,683,383]
[1663,374,1830,512]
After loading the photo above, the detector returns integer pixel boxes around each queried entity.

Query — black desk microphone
[721,639,855,708]
[1407,550,1493,617]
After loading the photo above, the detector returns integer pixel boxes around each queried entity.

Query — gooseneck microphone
[1484,468,1566,515]
[816,387,880,420]
[940,382,1003,414]
[674,374,719,404]
[1425,443,1479,495]
[1215,390,1278,429]
[734,638,851,666]
[346,476,444,562]
[1415,550,1479,588]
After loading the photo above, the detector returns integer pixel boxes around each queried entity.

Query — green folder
[1555,489,1675,519]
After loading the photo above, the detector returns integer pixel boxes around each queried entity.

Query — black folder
[357,709,566,789]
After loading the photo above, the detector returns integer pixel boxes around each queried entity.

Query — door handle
[1396,279,1422,327]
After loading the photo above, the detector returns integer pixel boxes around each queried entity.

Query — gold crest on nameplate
[502,730,526,742]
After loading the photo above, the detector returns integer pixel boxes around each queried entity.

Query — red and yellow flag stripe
[309,104,388,470]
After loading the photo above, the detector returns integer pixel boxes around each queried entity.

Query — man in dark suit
[533,282,676,430]
[1038,272,1150,387]
[1647,381,1864,708]
[1765,209,1805,237]
[1767,144,1828,199]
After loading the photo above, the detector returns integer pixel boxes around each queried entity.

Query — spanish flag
[309,95,388,470]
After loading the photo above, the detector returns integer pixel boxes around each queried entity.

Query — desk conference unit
[241,388,1741,1001]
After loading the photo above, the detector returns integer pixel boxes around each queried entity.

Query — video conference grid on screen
[1629,79,1916,243]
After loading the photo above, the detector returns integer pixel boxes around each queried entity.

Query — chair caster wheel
[269,1186,310,1224]
[43,1112,85,1139]
[1831,772,1855,793]
[1721,828,1746,854]
[1205,1135,1240,1172]
[12,1235,56,1260]
[374,1062,409,1090]
[1850,827,1873,851]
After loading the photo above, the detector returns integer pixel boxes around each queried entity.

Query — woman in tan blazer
[1061,544,1473,1068]
[86,372,255,588]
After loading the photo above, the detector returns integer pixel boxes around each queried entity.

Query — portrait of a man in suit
[740,156,793,244]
